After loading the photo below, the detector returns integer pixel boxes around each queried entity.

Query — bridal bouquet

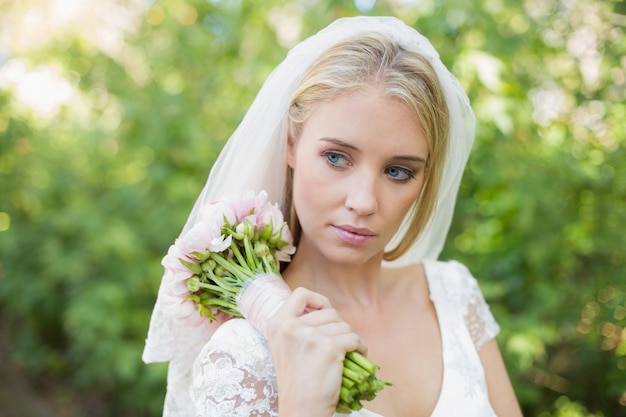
[162,190,390,412]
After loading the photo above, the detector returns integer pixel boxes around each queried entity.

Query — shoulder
[422,259,475,283]
[388,259,483,301]
[422,259,484,304]
[423,260,501,349]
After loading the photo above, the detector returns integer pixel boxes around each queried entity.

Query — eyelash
[323,151,416,183]
[385,166,416,182]
[324,151,349,167]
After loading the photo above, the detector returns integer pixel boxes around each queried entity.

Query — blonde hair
[285,31,450,261]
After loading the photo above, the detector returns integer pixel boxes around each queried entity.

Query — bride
[143,16,523,417]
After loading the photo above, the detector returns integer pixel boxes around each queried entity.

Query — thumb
[279,287,332,317]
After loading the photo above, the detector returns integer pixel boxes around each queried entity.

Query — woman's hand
[266,287,366,417]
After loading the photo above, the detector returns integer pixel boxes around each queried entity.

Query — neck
[281,239,385,310]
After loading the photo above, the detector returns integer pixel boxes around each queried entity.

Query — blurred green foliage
[0,0,624,416]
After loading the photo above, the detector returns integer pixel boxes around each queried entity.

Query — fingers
[266,287,368,414]
[269,287,340,332]
[266,287,366,355]
[280,286,333,315]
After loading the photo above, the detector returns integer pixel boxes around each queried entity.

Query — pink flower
[177,220,231,258]
[161,245,194,285]
[224,190,270,226]
[270,202,286,233]
[201,199,231,225]
[160,190,296,329]
[161,291,205,327]
[275,226,296,262]
[160,288,232,329]
[255,200,277,230]
[252,190,270,217]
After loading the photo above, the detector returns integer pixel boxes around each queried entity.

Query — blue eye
[324,151,348,167]
[386,166,415,182]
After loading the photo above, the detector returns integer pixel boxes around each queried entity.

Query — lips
[332,224,376,245]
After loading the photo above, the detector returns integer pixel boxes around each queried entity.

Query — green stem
[208,270,244,294]
[346,351,378,375]
[197,281,229,294]
[243,236,257,270]
[342,376,355,388]
[342,366,365,383]
[344,356,369,378]
[229,241,250,271]
[202,298,239,314]
[261,255,271,274]
[339,386,353,404]
[210,252,253,282]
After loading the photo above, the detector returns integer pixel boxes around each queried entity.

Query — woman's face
[287,85,429,266]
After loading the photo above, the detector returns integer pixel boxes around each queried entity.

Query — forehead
[299,86,429,157]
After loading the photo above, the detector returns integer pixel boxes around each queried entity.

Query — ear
[286,134,297,168]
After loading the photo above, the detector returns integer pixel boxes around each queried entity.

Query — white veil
[143,16,475,416]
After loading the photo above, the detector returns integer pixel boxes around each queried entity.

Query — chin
[321,247,383,267]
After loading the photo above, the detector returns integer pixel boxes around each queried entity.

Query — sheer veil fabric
[143,16,476,416]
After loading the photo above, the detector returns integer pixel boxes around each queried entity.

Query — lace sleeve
[450,261,501,350]
[190,319,279,417]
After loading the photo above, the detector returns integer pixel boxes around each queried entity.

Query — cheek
[292,163,323,210]
[388,178,425,226]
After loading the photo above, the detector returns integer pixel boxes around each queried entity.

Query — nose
[345,172,379,216]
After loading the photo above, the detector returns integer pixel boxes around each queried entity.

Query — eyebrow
[320,137,428,164]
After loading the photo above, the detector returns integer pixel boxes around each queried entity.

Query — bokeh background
[1,0,624,416]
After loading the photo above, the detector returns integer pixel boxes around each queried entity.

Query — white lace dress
[189,259,501,417]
